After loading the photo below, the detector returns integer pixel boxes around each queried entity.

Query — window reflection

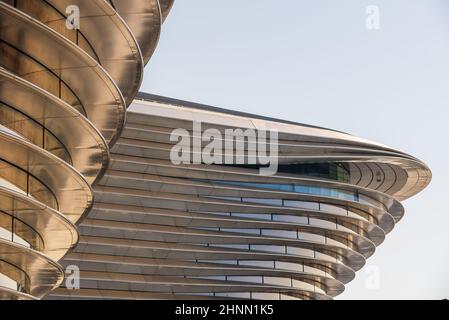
[212,180,359,202]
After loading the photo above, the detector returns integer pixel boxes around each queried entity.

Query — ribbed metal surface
[0,0,169,299]
[50,95,431,300]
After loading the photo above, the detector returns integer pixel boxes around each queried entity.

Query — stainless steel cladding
[50,94,431,300]
[0,0,172,299]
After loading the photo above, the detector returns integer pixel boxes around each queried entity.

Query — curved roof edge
[135,92,348,134]
[133,92,432,201]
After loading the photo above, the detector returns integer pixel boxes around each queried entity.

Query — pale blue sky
[141,0,449,299]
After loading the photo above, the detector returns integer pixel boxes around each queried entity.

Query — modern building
[0,0,173,299]
[0,1,431,300]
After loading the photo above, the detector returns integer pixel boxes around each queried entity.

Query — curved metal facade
[0,1,431,300]
[0,0,171,299]
[49,94,431,300]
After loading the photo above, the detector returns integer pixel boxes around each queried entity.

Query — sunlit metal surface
[0,68,109,185]
[0,0,172,299]
[109,0,162,64]
[0,2,126,146]
[49,94,431,300]
[42,0,145,106]
[0,186,78,260]
[0,127,93,222]
[1,0,430,300]
[0,286,36,300]
[0,238,63,299]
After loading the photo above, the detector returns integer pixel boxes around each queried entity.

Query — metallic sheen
[49,94,431,300]
[0,0,171,299]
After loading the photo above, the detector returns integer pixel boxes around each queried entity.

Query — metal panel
[51,94,431,300]
[0,0,171,299]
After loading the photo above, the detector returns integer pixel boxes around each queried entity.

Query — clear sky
[140,0,449,299]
